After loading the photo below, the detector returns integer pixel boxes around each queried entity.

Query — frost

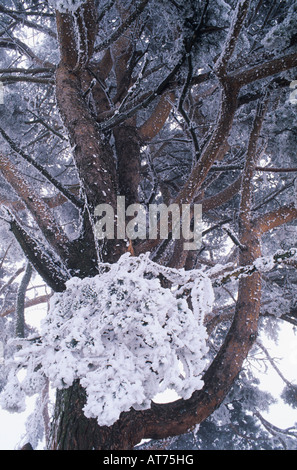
[0,253,213,427]
[254,256,275,273]
[261,1,297,53]
[23,396,45,449]
[0,370,26,413]
[48,0,86,13]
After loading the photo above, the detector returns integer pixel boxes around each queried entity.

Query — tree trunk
[48,381,114,450]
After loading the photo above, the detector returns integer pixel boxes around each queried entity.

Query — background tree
[0,0,297,450]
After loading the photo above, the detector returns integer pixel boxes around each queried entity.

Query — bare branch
[0,76,54,85]
[1,292,52,319]
[257,341,295,389]
[209,164,297,173]
[0,67,54,74]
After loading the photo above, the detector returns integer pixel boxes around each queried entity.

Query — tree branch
[0,126,84,209]
[173,77,239,206]
[1,292,52,319]
[230,51,297,87]
[94,0,150,54]
[214,0,250,76]
[257,341,295,389]
[55,65,117,210]
[0,76,54,85]
[177,54,200,163]
[15,263,33,338]
[137,91,175,142]
[255,203,297,235]
[0,154,70,260]
[0,266,25,297]
[9,218,69,292]
[0,36,53,67]
[0,5,56,38]
[55,0,97,70]
[239,96,269,229]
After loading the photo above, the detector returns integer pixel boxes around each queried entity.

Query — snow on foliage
[261,1,297,53]
[48,0,86,13]
[0,253,213,426]
[0,370,26,413]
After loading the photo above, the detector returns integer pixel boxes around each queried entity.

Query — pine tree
[0,0,297,450]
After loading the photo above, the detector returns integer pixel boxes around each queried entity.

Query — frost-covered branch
[214,0,250,77]
[0,127,84,209]
[1,293,52,319]
[94,0,150,54]
[209,165,297,173]
[0,67,54,75]
[27,111,67,142]
[2,247,296,439]
[15,263,33,339]
[0,154,71,260]
[255,203,297,235]
[55,0,97,70]
[254,411,297,449]
[9,218,69,293]
[0,5,57,39]
[230,51,297,87]
[0,76,54,85]
[0,252,213,426]
[0,266,25,297]
[212,248,297,287]
[256,342,296,390]
[222,225,246,251]
[177,54,200,164]
[0,37,53,67]
[174,78,239,206]
[239,96,269,229]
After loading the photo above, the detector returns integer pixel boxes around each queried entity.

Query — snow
[254,256,276,273]
[0,253,212,427]
[0,371,26,413]
[48,0,86,13]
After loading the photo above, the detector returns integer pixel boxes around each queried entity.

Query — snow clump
[0,253,213,426]
[48,0,86,13]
